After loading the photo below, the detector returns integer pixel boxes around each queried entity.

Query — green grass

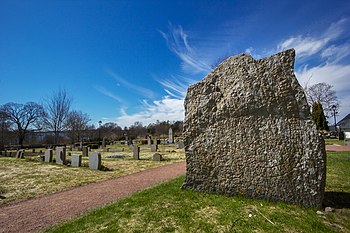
[0,145,184,206]
[45,151,350,233]
[325,138,349,146]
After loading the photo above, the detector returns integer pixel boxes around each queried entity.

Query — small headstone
[105,154,125,158]
[177,142,184,149]
[56,147,66,165]
[32,148,35,153]
[325,207,334,213]
[153,153,163,161]
[88,147,91,152]
[102,137,106,148]
[133,146,140,160]
[71,154,82,167]
[150,144,158,152]
[89,152,101,170]
[147,136,151,145]
[39,150,43,154]
[82,146,88,157]
[153,139,158,145]
[45,149,53,162]
[68,152,72,157]
[16,150,24,159]
[37,155,45,162]
[168,128,173,144]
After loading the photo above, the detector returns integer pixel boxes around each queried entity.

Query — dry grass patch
[0,144,184,206]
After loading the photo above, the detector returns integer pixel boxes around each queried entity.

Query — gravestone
[177,142,184,149]
[102,137,106,148]
[150,144,158,152]
[133,146,140,160]
[89,152,101,170]
[16,150,24,159]
[32,148,35,153]
[153,139,158,145]
[182,49,326,207]
[56,147,66,165]
[168,128,173,143]
[71,154,82,167]
[82,146,88,157]
[153,153,163,162]
[147,136,151,145]
[44,149,53,162]
[37,155,45,162]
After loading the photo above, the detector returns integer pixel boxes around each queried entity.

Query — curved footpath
[326,145,350,152]
[0,161,186,233]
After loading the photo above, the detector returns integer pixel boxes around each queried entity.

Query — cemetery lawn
[45,151,350,233]
[0,145,184,206]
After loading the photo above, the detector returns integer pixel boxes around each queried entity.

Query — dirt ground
[0,161,186,233]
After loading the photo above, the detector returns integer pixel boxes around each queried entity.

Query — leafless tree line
[0,89,183,148]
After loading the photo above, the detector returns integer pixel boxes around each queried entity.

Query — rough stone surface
[71,154,82,167]
[182,49,326,207]
[89,152,101,170]
[56,147,66,165]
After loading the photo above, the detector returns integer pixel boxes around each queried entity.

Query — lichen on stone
[182,49,326,207]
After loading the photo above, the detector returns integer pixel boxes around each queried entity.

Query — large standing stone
[89,152,101,170]
[182,49,326,207]
[168,128,173,144]
[71,154,82,167]
[45,149,53,162]
[56,147,66,165]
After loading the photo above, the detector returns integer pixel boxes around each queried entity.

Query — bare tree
[43,89,72,144]
[65,110,90,143]
[304,82,339,117]
[0,102,44,147]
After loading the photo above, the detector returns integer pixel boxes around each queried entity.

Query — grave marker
[45,149,53,162]
[71,154,82,167]
[89,152,101,170]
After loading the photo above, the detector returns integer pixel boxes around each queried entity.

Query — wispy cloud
[159,23,212,74]
[94,86,123,102]
[277,18,349,59]
[115,96,184,127]
[156,74,197,99]
[106,69,155,99]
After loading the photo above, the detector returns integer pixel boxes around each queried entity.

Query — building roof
[338,113,350,130]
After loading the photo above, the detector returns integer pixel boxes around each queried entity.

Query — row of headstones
[44,147,102,170]
[132,145,163,161]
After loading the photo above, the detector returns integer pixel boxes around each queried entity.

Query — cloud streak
[106,69,155,99]
[159,24,212,74]
[277,18,349,59]
[94,86,123,102]
[115,96,184,127]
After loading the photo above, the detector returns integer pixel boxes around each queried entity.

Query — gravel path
[326,145,350,152]
[0,161,186,233]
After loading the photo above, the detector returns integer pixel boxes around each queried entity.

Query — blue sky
[1,0,349,127]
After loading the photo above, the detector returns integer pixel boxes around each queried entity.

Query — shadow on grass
[323,192,350,208]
